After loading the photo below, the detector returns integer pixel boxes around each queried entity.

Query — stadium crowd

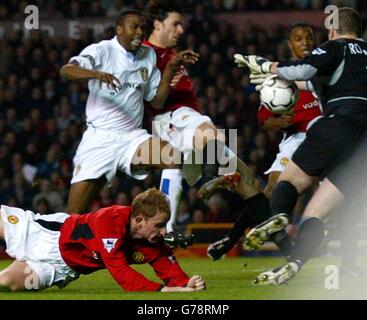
[0,0,363,20]
[0,0,364,232]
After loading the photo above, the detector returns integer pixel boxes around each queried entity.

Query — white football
[260,75,299,114]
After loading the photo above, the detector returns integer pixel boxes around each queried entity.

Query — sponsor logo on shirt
[102,238,118,253]
[108,82,143,95]
[8,215,19,224]
[303,100,319,109]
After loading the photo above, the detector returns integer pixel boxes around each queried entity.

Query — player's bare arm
[262,114,293,132]
[149,49,199,109]
[59,64,122,91]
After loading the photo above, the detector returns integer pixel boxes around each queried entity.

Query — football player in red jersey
[144,0,268,248]
[257,23,321,199]
[0,188,205,292]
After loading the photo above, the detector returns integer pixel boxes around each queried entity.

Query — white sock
[160,169,183,232]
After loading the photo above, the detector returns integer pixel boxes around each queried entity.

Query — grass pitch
[1,256,367,300]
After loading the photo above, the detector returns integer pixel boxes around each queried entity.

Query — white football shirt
[69,36,161,131]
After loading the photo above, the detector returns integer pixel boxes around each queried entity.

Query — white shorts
[0,205,79,290]
[265,132,306,174]
[152,107,212,186]
[71,127,152,184]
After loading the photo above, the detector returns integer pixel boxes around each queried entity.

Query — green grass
[0,256,366,300]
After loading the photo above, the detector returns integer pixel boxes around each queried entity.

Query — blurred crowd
[0,0,364,20]
[0,1,364,233]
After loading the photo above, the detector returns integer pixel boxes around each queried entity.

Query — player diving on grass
[204,23,321,261]
[60,9,202,248]
[144,0,274,249]
[235,7,367,285]
[0,188,206,292]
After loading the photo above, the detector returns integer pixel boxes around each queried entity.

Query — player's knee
[194,123,219,148]
[278,172,311,194]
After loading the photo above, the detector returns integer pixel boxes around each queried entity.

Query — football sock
[226,193,269,241]
[290,216,325,266]
[269,230,293,258]
[160,169,183,232]
[227,193,293,257]
[270,180,298,215]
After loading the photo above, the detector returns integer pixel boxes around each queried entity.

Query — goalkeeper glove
[249,73,272,91]
[234,54,273,74]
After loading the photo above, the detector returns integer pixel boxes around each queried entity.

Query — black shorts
[292,114,366,178]
[328,130,367,195]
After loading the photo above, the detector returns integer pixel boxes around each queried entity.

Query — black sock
[269,231,293,258]
[270,181,298,215]
[201,139,226,183]
[228,193,293,257]
[226,193,268,242]
[290,217,325,266]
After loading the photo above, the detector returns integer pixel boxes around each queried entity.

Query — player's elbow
[59,65,69,78]
[59,64,75,79]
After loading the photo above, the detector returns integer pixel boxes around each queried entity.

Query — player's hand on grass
[169,50,199,68]
[95,71,122,92]
[234,54,272,74]
[187,275,206,291]
[161,286,195,292]
[250,73,272,91]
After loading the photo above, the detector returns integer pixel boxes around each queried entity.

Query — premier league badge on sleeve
[102,238,118,253]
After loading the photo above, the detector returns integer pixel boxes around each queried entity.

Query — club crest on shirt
[102,238,118,253]
[280,157,290,166]
[140,67,148,82]
[132,251,145,263]
[8,215,19,224]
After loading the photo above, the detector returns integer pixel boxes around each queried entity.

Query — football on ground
[260,75,299,114]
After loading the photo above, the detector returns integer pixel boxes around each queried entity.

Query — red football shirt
[58,205,189,291]
[144,40,200,116]
[257,90,321,132]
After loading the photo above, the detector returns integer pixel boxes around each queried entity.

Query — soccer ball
[260,75,299,114]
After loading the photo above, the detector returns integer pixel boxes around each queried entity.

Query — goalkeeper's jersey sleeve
[276,40,344,81]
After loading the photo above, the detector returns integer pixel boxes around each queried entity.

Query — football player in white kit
[60,10,198,235]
